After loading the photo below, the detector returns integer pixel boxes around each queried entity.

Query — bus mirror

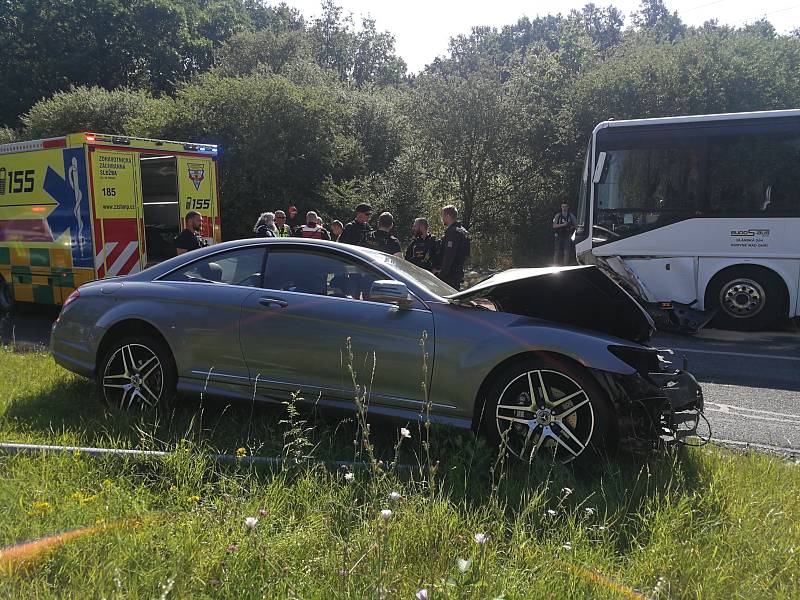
[593,152,607,184]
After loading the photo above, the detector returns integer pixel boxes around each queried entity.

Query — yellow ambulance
[0,133,221,308]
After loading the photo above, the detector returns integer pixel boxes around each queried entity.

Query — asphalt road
[3,304,799,456]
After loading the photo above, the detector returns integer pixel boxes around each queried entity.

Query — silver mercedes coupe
[51,238,703,464]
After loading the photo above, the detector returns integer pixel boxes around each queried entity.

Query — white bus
[574,110,800,331]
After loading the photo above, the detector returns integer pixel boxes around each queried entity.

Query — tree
[411,69,519,230]
[631,0,685,40]
[0,0,251,126]
[21,86,171,138]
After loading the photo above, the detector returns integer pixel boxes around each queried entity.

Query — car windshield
[370,252,457,297]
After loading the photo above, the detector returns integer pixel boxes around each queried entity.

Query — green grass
[1,346,799,598]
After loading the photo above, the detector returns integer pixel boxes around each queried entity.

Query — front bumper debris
[604,366,706,452]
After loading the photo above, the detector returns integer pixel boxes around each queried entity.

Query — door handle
[258,297,289,308]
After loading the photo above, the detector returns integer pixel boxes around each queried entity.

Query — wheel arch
[95,318,175,376]
[470,350,613,432]
[700,260,792,315]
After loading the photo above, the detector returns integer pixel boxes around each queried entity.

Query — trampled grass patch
[0,346,799,598]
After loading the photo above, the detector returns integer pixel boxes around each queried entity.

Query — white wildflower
[561,487,573,497]
[244,516,258,529]
[416,589,429,600]
[389,491,401,501]
[457,558,471,573]
[547,509,557,517]
[400,427,411,439]
[474,533,488,545]
[585,507,595,516]
[562,541,573,551]
[380,509,392,520]
[344,472,355,483]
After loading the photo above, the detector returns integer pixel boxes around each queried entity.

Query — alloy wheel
[102,343,164,409]
[495,369,595,463]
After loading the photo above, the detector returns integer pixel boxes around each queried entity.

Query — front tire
[98,336,176,412]
[705,266,787,331]
[483,356,613,465]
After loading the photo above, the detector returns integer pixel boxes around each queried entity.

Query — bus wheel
[706,266,788,331]
[0,277,13,312]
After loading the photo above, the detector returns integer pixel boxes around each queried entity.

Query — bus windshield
[592,122,800,244]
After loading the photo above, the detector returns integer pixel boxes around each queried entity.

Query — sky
[288,0,800,71]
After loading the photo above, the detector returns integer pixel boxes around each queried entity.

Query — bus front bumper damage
[599,360,706,453]
[593,255,715,334]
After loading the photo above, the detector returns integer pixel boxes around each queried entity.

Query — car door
[239,246,435,411]
[157,245,266,389]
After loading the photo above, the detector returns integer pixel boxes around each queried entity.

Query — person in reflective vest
[405,217,440,271]
[295,211,331,240]
[274,210,292,237]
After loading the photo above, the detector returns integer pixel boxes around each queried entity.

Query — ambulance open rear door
[89,147,146,278]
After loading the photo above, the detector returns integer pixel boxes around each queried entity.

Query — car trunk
[447,266,656,343]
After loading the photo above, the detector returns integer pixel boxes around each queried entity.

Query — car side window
[263,249,381,300]
[163,248,266,287]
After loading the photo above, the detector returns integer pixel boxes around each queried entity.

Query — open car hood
[447,265,656,343]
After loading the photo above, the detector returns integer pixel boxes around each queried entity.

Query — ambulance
[0,133,221,308]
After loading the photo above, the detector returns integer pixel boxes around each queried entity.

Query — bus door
[176,156,218,245]
[89,148,145,278]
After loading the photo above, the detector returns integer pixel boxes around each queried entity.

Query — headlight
[608,345,661,374]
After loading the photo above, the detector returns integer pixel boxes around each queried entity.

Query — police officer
[552,202,576,266]
[175,211,208,255]
[405,217,439,271]
[437,205,470,290]
[373,212,403,256]
[339,203,374,247]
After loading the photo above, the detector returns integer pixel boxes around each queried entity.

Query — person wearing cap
[295,210,331,240]
[373,212,403,257]
[339,203,375,247]
[274,210,292,237]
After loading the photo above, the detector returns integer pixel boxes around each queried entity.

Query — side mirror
[369,280,413,309]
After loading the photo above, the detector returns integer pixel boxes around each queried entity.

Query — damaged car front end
[449,265,707,456]
[601,346,705,453]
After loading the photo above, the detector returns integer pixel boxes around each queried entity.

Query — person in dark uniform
[373,212,403,256]
[552,202,576,266]
[405,217,439,271]
[437,205,470,290]
[175,211,208,255]
[339,203,374,247]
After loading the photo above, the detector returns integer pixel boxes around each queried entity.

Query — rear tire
[705,266,787,331]
[482,355,614,466]
[97,336,177,413]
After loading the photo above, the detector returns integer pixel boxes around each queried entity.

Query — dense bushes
[5,0,800,263]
